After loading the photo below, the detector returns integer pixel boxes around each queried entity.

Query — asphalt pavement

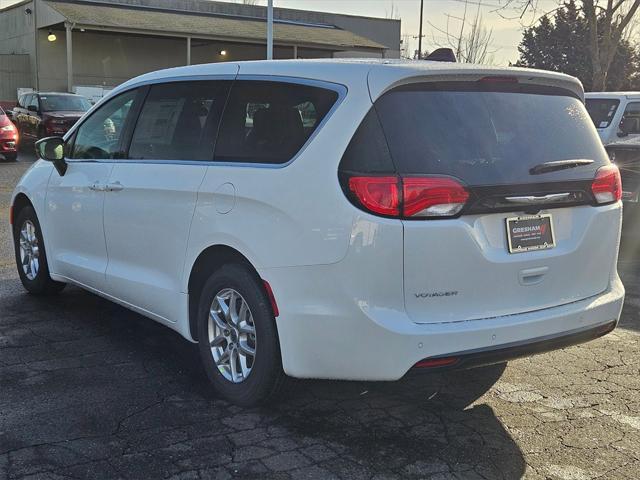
[0,153,638,479]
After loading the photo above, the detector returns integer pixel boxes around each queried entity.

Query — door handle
[106,181,124,192]
[89,182,107,192]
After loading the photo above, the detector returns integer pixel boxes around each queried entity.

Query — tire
[197,263,285,406]
[3,152,17,162]
[13,206,66,295]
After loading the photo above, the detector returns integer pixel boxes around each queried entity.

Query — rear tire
[13,206,66,295]
[197,263,285,406]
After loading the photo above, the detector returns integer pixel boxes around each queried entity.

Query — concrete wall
[37,30,189,91]
[0,54,31,102]
[0,0,36,94]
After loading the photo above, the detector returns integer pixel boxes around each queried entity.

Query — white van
[585,92,640,145]
[12,60,625,406]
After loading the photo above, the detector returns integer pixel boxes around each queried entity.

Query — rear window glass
[40,95,91,112]
[370,83,609,186]
[586,98,620,128]
[214,80,338,164]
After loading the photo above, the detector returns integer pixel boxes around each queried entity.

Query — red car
[0,106,18,161]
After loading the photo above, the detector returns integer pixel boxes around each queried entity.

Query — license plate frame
[506,214,555,254]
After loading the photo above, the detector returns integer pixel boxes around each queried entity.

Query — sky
[245,0,563,65]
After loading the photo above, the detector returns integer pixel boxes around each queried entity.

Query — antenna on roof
[425,48,457,63]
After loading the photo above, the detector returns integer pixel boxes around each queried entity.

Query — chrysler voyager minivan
[11,60,625,406]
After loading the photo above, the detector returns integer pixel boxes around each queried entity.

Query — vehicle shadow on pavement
[0,281,525,479]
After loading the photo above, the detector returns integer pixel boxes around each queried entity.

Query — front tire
[197,263,285,406]
[3,152,17,162]
[13,206,66,295]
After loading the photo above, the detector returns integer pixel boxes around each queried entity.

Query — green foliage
[514,0,640,91]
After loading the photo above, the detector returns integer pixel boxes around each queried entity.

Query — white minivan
[585,92,640,145]
[11,60,625,406]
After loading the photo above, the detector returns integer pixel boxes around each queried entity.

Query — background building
[0,0,400,104]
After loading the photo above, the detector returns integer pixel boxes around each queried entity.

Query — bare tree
[499,0,640,90]
[429,1,497,63]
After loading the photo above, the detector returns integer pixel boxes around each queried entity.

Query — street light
[47,30,57,42]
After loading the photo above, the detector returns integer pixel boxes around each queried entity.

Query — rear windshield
[358,82,609,186]
[40,95,91,112]
[586,98,620,128]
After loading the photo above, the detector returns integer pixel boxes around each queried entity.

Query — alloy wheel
[19,220,40,281]
[208,288,257,383]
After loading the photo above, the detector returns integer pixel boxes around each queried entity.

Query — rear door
[102,77,233,323]
[366,79,619,324]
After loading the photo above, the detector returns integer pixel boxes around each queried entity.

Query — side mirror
[27,105,38,113]
[35,136,67,176]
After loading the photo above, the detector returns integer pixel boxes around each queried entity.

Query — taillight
[347,175,469,219]
[348,176,400,216]
[403,177,469,217]
[591,165,622,204]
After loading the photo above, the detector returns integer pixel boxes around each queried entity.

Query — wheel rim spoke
[210,309,227,330]
[238,340,255,357]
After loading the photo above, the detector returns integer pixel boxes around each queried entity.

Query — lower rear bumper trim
[410,320,617,373]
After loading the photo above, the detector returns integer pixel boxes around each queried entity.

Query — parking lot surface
[1,155,639,479]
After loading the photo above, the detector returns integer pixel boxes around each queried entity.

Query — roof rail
[425,48,457,63]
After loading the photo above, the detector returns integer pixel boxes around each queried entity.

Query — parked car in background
[12,92,91,145]
[585,92,640,145]
[0,106,18,161]
[11,60,624,406]
[585,92,640,226]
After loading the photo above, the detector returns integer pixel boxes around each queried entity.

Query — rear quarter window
[214,80,339,165]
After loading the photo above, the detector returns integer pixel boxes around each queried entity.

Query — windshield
[585,98,620,128]
[373,83,609,186]
[40,95,91,112]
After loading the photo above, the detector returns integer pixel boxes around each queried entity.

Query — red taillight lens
[347,175,468,219]
[348,176,400,216]
[592,164,622,204]
[403,177,469,217]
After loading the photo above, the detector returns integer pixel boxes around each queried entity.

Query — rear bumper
[409,319,617,373]
[267,260,624,380]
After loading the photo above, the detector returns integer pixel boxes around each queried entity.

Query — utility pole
[418,0,424,59]
[267,0,273,60]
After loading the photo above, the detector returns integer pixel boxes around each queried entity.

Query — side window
[17,95,26,108]
[620,102,640,135]
[129,81,231,161]
[215,80,339,164]
[71,89,138,160]
[27,95,39,111]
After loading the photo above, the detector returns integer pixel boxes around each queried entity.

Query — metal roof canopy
[43,0,386,51]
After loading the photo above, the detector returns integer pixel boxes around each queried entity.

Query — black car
[13,92,91,144]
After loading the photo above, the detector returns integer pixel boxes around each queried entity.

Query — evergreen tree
[515,0,639,91]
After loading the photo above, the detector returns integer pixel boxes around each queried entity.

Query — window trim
[61,75,347,169]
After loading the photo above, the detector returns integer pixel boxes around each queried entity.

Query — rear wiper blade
[529,159,594,175]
